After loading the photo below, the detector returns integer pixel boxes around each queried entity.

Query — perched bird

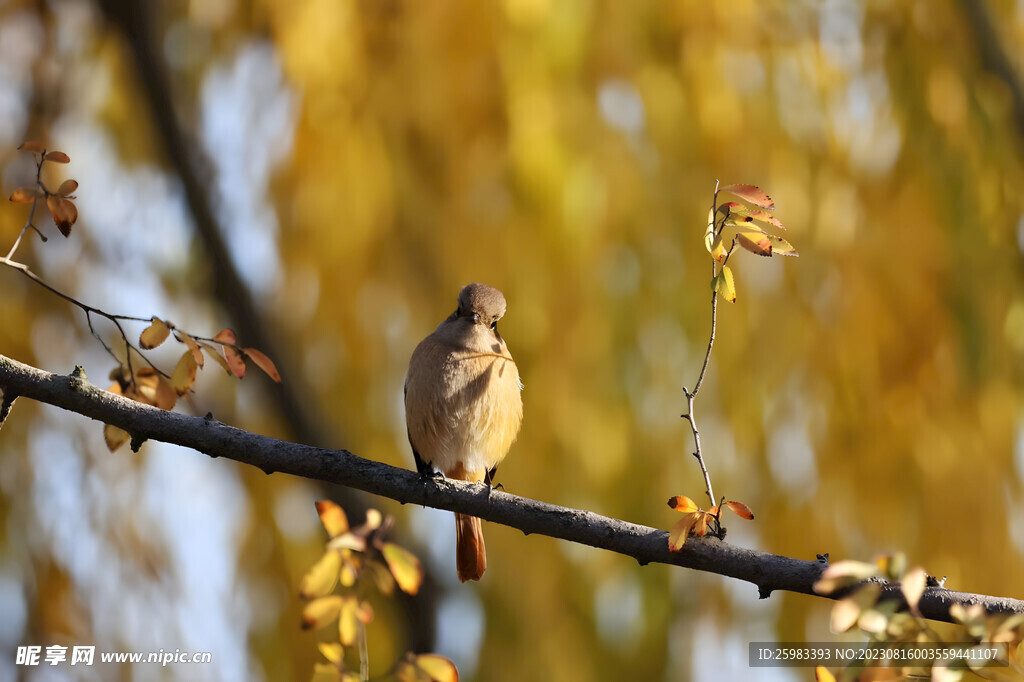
[404,283,523,582]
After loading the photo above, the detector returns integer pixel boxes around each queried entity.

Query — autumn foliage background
[1,1,1023,680]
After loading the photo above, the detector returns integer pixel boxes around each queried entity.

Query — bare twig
[2,352,1020,624]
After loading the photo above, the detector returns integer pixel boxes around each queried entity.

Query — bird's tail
[456,512,486,582]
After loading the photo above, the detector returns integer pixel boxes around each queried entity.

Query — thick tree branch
[2,353,1021,624]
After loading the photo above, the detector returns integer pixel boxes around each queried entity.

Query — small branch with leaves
[2,142,281,451]
[672,181,796,547]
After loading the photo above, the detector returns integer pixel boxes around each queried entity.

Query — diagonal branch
[2,352,1022,624]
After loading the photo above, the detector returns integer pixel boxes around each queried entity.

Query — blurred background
[0,0,1023,680]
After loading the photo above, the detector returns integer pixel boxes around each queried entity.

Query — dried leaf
[301,595,343,630]
[720,183,775,210]
[381,542,424,595]
[215,329,246,378]
[830,597,862,633]
[9,188,36,203]
[174,331,205,367]
[134,368,177,410]
[18,141,44,153]
[57,179,78,196]
[299,550,341,599]
[767,235,798,257]
[724,500,754,520]
[243,347,282,383]
[46,195,76,236]
[139,317,172,349]
[44,150,70,164]
[103,423,130,452]
[198,341,232,375]
[170,350,199,396]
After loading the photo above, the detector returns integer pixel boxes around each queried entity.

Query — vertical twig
[682,181,722,510]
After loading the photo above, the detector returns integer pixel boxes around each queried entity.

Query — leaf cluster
[300,501,457,682]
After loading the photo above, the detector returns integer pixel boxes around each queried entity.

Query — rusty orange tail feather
[456,512,486,582]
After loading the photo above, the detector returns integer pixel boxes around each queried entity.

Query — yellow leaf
[737,231,772,257]
[243,347,282,383]
[301,595,343,630]
[712,265,736,303]
[311,663,344,682]
[174,331,205,367]
[139,318,172,349]
[103,423,130,452]
[315,501,350,538]
[317,642,344,665]
[668,514,699,551]
[829,597,861,634]
[299,551,341,599]
[901,567,927,616]
[338,598,360,645]
[412,654,459,682]
[382,542,424,595]
[813,560,879,595]
[170,350,198,396]
[814,666,837,682]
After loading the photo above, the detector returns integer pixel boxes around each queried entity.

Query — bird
[404,283,524,582]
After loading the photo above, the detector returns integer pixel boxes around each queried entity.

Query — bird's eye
[490,321,497,331]
[472,313,480,323]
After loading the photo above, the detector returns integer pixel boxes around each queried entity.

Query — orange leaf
[725,500,754,520]
[316,500,350,538]
[170,350,199,396]
[139,317,171,349]
[56,179,78,196]
[737,232,773,257]
[18,141,44,153]
[198,341,232,375]
[720,183,775,210]
[693,511,710,536]
[224,346,246,379]
[44,150,70,164]
[174,331,205,368]
[9,188,36,203]
[667,495,699,512]
[381,542,424,595]
[243,347,281,383]
[103,423,130,452]
[214,329,245,378]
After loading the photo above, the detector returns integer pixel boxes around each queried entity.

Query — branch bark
[2,353,1021,624]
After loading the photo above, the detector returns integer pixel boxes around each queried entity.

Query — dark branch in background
[3,353,1022,624]
[92,0,332,451]
[957,0,1024,150]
